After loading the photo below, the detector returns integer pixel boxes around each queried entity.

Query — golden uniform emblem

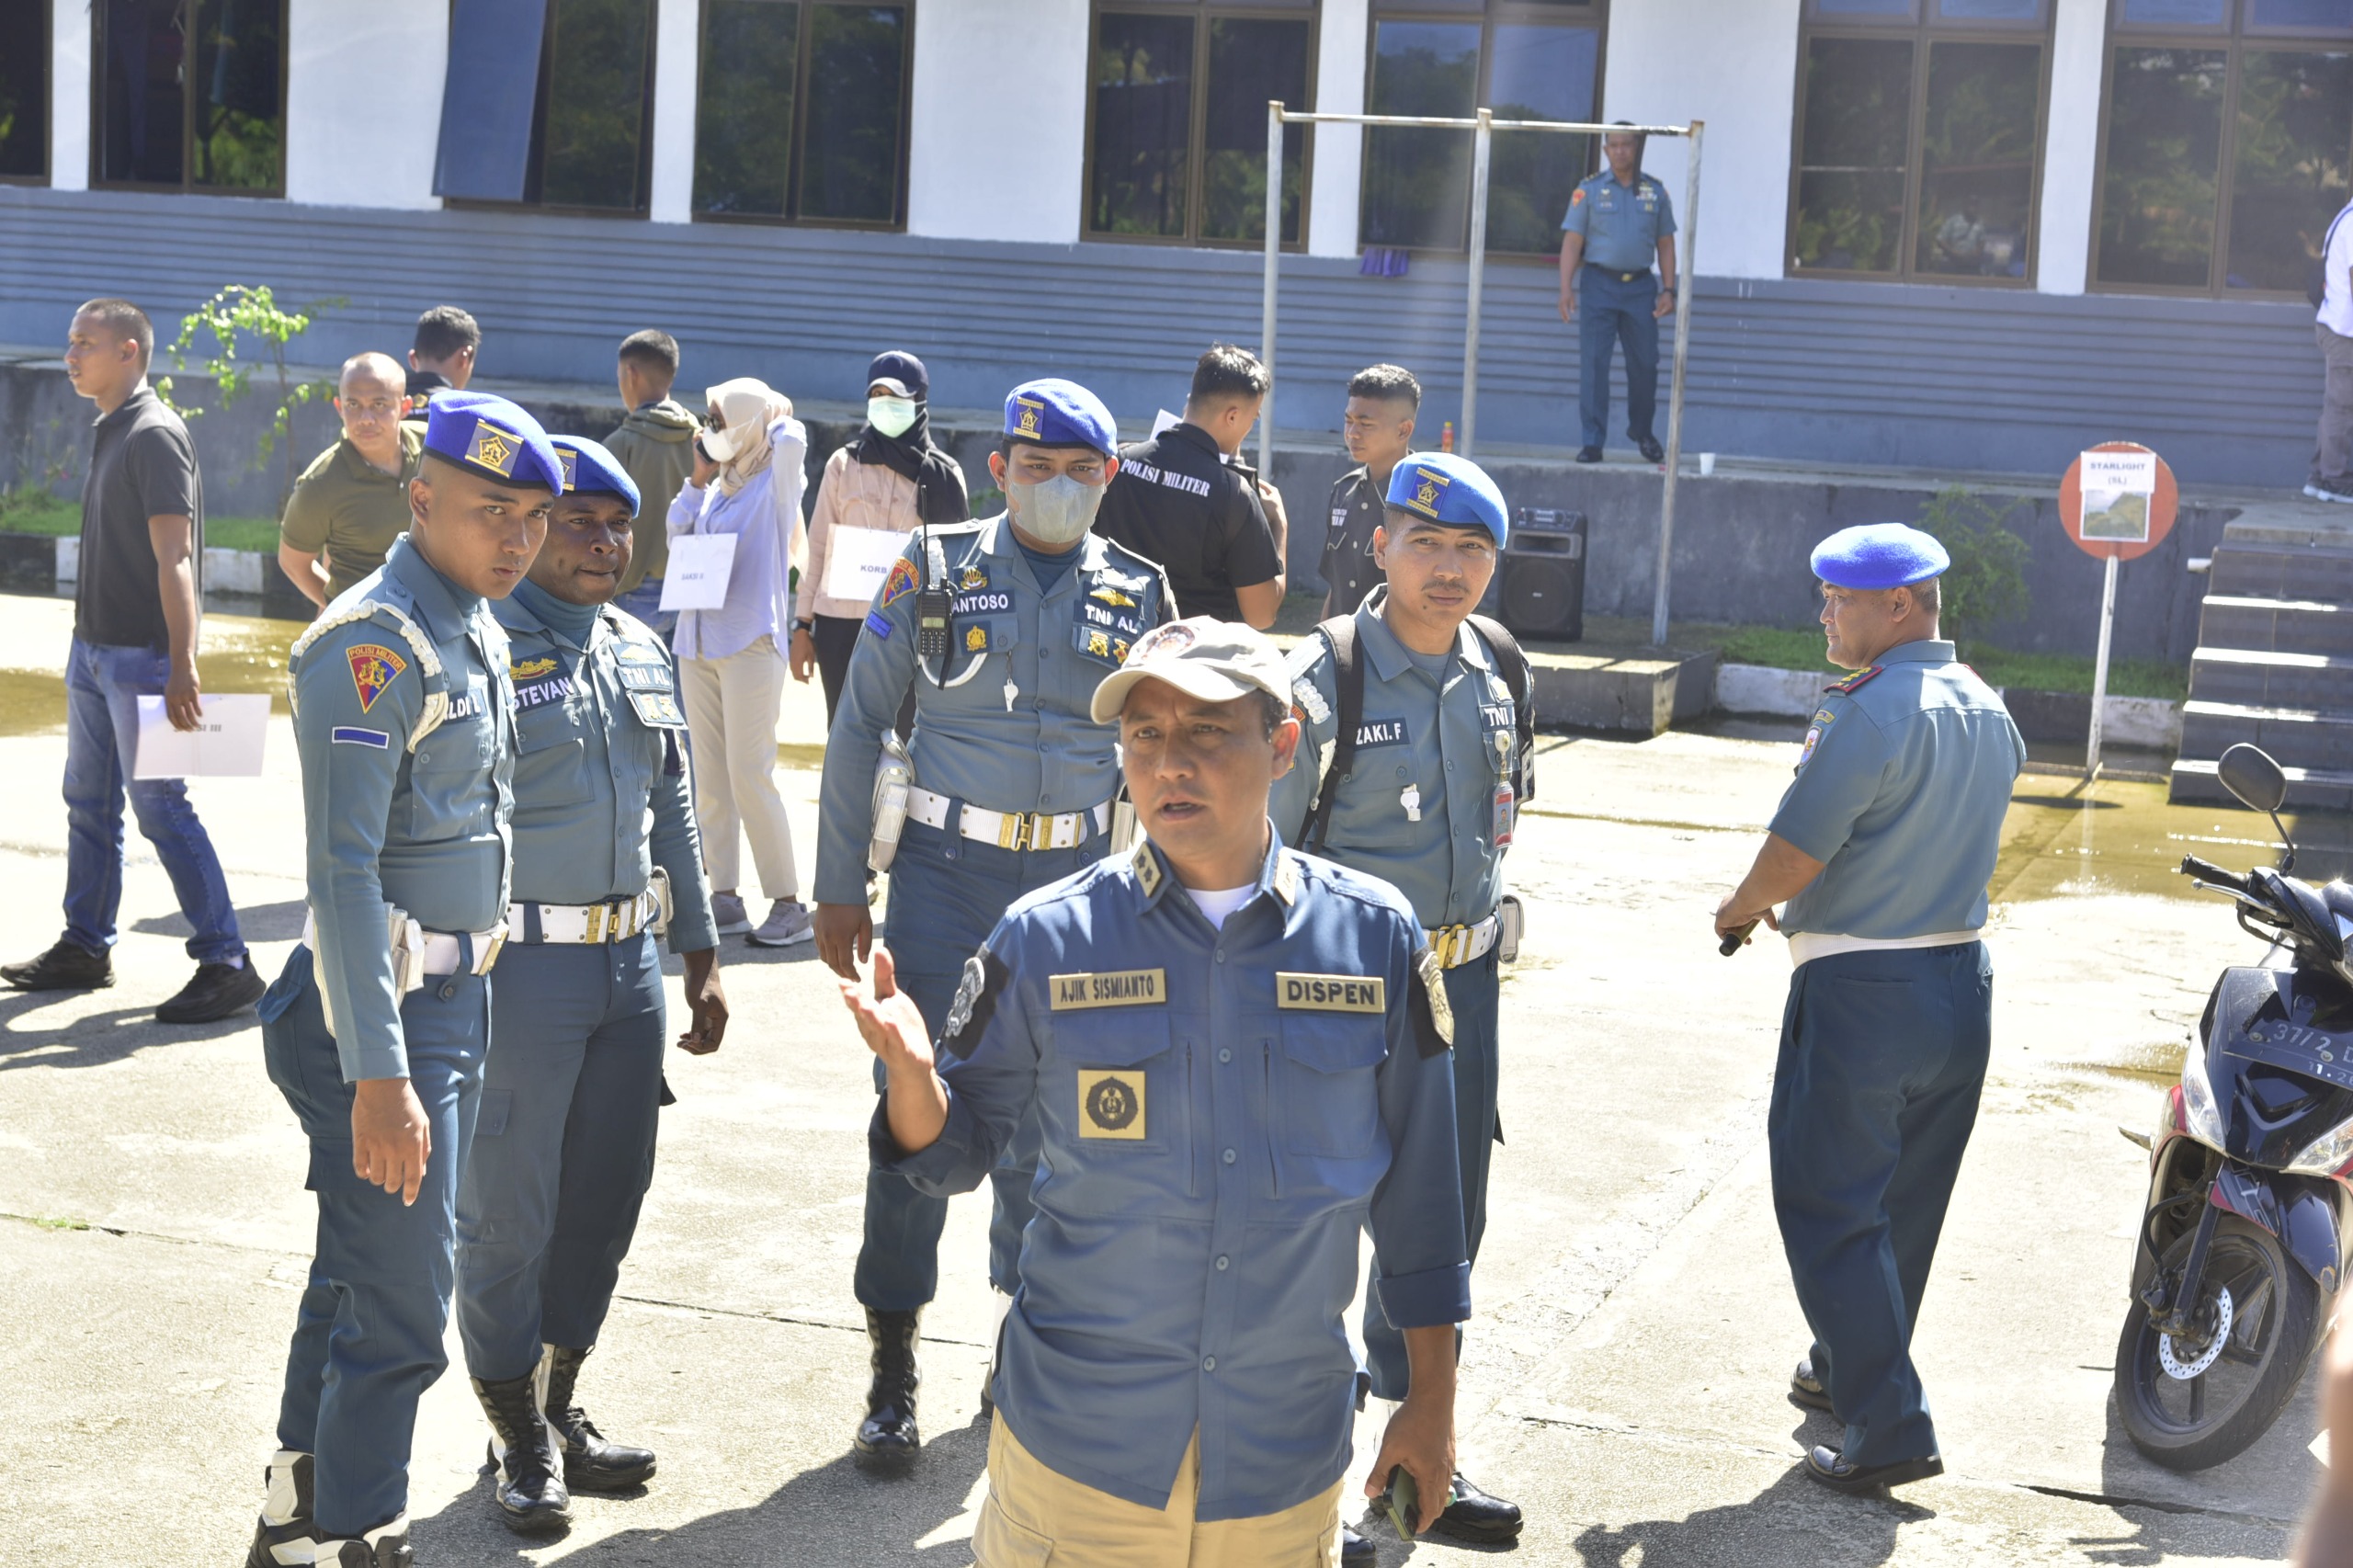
[1077,1070,1145,1139]
[555,448,578,490]
[1087,630,1110,657]
[467,420,518,477]
[965,625,988,653]
[510,655,559,680]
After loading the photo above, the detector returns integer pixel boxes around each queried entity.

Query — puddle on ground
[0,613,301,737]
[2078,1037,2194,1086]
[1990,775,2353,903]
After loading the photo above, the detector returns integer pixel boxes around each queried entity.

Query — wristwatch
[791,619,814,633]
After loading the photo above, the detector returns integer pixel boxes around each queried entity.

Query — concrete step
[2198,595,2353,657]
[2188,646,2353,710]
[2172,756,2353,812]
[2208,540,2353,601]
[1522,642,1718,737]
[2179,699,2353,772]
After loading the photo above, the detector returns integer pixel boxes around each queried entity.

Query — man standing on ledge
[840,619,1468,1564]
[1558,124,1677,466]
[1714,523,2022,1495]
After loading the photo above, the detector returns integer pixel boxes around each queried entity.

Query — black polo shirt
[1093,421,1279,622]
[1319,465,1388,619]
[75,385,204,651]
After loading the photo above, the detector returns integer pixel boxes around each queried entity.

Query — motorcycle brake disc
[2158,1286,2236,1381]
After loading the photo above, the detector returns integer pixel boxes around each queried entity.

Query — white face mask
[868,396,918,438]
[700,421,741,462]
[1009,473,1105,545]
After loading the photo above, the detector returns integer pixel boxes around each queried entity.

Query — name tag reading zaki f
[1049,969,1165,1009]
[1278,973,1387,1013]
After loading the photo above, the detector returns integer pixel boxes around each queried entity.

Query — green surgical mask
[868,396,918,439]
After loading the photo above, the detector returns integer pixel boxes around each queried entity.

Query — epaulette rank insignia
[1826,665,1882,696]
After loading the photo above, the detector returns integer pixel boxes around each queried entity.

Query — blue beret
[548,435,640,515]
[422,391,563,492]
[1005,378,1117,453]
[869,350,928,400]
[1810,523,1950,590]
[1384,451,1509,545]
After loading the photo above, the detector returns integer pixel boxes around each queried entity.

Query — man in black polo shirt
[0,299,262,1024]
[1094,343,1288,628]
[403,304,480,425]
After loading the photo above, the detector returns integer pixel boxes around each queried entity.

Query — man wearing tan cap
[838,617,1470,1565]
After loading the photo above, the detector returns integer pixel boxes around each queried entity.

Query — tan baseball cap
[1089,617,1291,724]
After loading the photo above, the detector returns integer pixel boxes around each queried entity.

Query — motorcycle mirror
[2217,744,2298,874]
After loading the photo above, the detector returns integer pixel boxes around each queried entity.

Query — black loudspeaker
[1489,507,1587,642]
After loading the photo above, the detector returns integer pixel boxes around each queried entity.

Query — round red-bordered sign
[2058,442,2177,562]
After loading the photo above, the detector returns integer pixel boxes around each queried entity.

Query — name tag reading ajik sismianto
[1278,973,1386,1012]
[1050,969,1165,1009]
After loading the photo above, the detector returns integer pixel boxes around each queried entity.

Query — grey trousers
[2314,323,2353,482]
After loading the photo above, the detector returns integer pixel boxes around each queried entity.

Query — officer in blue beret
[247,391,563,1568]
[449,437,726,1533]
[813,377,1175,1465]
[1271,449,1531,1553]
[1714,522,2023,1494]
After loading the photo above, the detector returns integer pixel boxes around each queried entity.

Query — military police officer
[247,392,563,1568]
[1321,364,1421,620]
[1271,450,1530,1552]
[1558,124,1678,465]
[813,379,1174,1464]
[1714,523,2024,1494]
[452,437,727,1534]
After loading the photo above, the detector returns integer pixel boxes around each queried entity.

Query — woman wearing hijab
[790,351,971,720]
[670,377,813,948]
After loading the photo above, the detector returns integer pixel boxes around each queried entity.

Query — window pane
[1487,24,1599,256]
[2118,0,2227,25]
[1810,0,1916,16]
[100,0,187,185]
[1362,20,1480,249]
[1935,0,2044,21]
[696,0,798,217]
[1090,11,1195,237]
[190,0,282,189]
[801,5,906,222]
[2246,0,2353,33]
[542,0,653,209]
[1915,41,2038,278]
[2227,50,2353,290]
[1792,36,1913,273]
[0,2,48,177]
[1200,17,1310,244]
[2096,47,2225,287]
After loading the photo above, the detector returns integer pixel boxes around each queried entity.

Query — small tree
[1913,485,2031,645]
[156,286,341,508]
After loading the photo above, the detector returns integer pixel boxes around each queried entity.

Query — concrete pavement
[0,595,2328,1565]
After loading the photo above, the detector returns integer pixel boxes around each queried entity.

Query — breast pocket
[407,717,497,841]
[1277,1014,1385,1158]
[1052,1009,1174,1155]
[1329,755,1428,850]
[514,708,595,810]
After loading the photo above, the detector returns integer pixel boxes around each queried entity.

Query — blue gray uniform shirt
[289,534,516,1082]
[1562,168,1677,273]
[1271,587,1519,930]
[813,515,1173,905]
[494,591,718,953]
[1771,639,2025,939]
[876,835,1471,1519]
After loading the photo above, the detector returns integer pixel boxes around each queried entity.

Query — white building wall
[2038,0,2107,295]
[1306,0,1368,259]
[1600,0,1802,282]
[907,0,1091,244]
[283,0,442,209]
[48,0,88,192]
[647,0,699,224]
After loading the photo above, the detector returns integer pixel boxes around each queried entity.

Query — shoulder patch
[1570,187,1586,207]
[879,557,919,608]
[938,949,1010,1062]
[1827,665,1882,696]
[346,643,406,713]
[1290,676,1331,727]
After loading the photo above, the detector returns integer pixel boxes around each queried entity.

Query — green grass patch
[0,491,279,554]
[1675,620,2187,701]
[28,1216,89,1232]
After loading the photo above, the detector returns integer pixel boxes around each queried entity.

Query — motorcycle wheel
[2114,1212,2325,1471]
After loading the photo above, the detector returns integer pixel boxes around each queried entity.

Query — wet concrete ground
[0,594,2340,1565]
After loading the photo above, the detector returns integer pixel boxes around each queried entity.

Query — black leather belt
[1586,264,1653,284]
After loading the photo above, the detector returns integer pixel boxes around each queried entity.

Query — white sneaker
[710,892,752,935]
[748,900,815,948]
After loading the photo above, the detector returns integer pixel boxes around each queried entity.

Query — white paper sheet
[823,524,913,604]
[660,532,739,611]
[132,693,269,778]
[1150,408,1183,437]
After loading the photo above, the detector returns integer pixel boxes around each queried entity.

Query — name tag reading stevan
[1050,970,1165,1009]
[1278,972,1386,1012]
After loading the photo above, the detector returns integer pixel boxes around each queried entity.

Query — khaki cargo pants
[2315,322,2353,482]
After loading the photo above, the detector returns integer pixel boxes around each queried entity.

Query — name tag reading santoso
[1278,973,1386,1012]
[1050,969,1165,1009]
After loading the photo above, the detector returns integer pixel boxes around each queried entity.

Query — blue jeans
[1578,265,1662,449]
[1769,943,1991,1466]
[1363,954,1499,1400]
[61,636,244,963]
[457,937,667,1381]
[260,945,490,1537]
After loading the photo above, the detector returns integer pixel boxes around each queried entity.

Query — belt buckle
[1431,925,1463,969]
[479,925,507,973]
[585,903,606,944]
[1000,812,1034,853]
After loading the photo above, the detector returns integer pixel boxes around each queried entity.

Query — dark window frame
[441,0,661,219]
[0,0,50,186]
[1081,0,1322,252]
[1357,0,1613,262]
[90,0,290,198]
[690,0,917,232]
[1784,2,2053,287]
[2087,0,2353,299]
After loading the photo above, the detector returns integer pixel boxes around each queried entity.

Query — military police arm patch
[1409,946,1454,1059]
[938,948,1010,1062]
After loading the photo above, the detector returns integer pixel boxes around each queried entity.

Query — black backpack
[1295,613,1536,853]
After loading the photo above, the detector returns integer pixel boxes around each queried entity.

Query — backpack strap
[1467,612,1537,803]
[1298,615,1363,853]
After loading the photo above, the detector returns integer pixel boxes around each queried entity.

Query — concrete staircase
[2172,506,2353,812]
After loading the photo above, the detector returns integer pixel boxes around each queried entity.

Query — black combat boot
[472,1369,571,1533]
[312,1515,414,1568]
[541,1344,656,1491]
[854,1306,922,1466]
[245,1449,314,1567]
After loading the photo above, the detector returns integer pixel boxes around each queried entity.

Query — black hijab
[850,401,969,528]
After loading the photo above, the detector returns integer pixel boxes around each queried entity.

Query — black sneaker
[155,960,266,1023]
[1574,446,1604,463]
[0,939,113,992]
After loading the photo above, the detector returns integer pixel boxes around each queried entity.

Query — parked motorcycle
[2117,744,2353,1471]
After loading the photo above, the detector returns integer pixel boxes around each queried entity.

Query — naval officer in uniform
[1271,450,1529,1552]
[246,392,563,1568]
[1558,124,1678,465]
[1714,523,2023,1494]
[813,378,1174,1463]
[453,437,727,1533]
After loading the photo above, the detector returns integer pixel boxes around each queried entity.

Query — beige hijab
[704,377,792,496]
